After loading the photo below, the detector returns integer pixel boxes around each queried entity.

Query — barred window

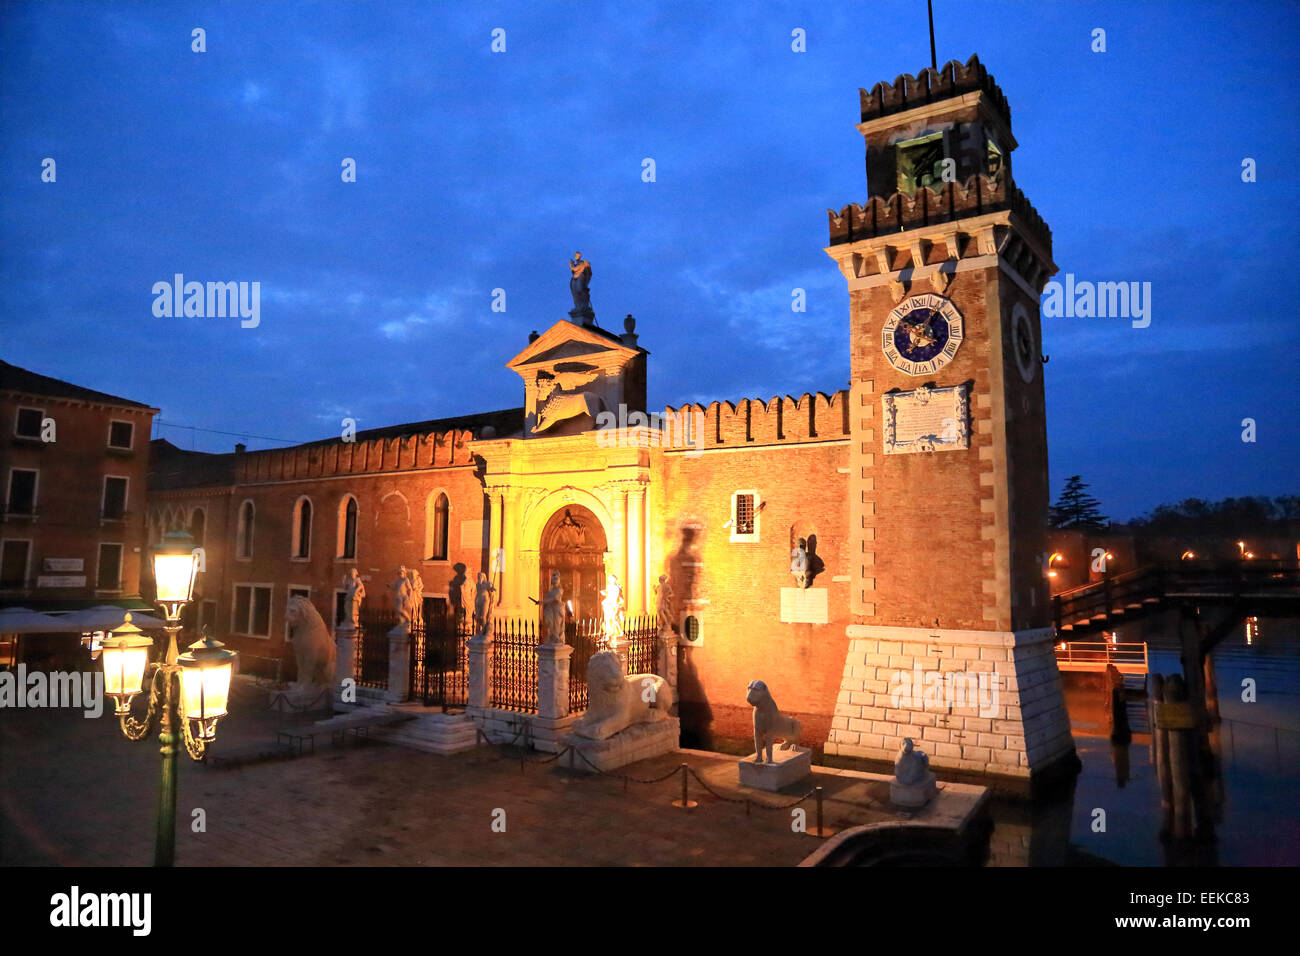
[734,494,755,536]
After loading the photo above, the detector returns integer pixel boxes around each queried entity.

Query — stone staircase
[363,705,480,755]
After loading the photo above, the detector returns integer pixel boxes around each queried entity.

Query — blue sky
[2,0,1297,520]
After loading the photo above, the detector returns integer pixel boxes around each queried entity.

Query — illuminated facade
[149,55,1076,781]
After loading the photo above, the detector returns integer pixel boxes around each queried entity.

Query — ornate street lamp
[98,529,236,866]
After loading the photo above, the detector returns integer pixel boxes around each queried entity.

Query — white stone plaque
[882,384,970,455]
[43,558,84,572]
[780,587,828,624]
[37,575,86,588]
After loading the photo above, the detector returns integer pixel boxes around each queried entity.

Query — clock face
[881,294,964,376]
[1011,305,1036,383]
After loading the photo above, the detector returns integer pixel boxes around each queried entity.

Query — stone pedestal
[658,628,679,697]
[386,625,410,703]
[333,624,356,708]
[536,642,573,720]
[890,774,938,808]
[467,632,493,709]
[738,746,812,792]
[562,717,680,774]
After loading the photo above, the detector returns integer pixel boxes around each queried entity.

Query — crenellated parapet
[859,53,1009,126]
[234,429,476,483]
[662,390,849,449]
[828,169,1050,251]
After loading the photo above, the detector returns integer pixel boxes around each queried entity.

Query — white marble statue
[655,574,675,628]
[600,573,624,641]
[392,565,414,628]
[746,680,801,763]
[894,737,932,785]
[286,595,336,687]
[572,650,673,740]
[890,737,938,807]
[406,567,424,628]
[342,568,365,627]
[473,571,495,636]
[541,569,566,644]
[790,538,809,589]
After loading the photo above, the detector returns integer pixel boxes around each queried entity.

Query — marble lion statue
[573,650,672,740]
[747,680,800,763]
[286,595,336,686]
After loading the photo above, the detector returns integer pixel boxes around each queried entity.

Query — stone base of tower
[823,624,1076,781]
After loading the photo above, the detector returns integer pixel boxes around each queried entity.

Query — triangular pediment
[507,320,639,374]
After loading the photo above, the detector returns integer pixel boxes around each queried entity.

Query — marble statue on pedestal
[542,569,566,644]
[891,736,938,808]
[746,680,801,763]
[572,650,673,740]
[406,567,424,628]
[473,571,495,636]
[655,574,675,630]
[286,595,336,688]
[569,252,592,312]
[600,573,624,641]
[392,566,414,629]
[790,538,810,589]
[342,568,365,627]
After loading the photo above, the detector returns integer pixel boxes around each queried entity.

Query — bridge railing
[1054,640,1148,672]
[1053,559,1300,634]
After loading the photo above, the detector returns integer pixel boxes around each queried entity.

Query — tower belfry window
[896,132,945,194]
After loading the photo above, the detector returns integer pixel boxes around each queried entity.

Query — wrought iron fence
[569,615,660,713]
[490,617,539,713]
[411,609,471,708]
[356,612,397,689]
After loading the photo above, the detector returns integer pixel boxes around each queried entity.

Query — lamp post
[99,529,236,866]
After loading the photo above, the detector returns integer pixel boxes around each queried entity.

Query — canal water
[986,610,1300,866]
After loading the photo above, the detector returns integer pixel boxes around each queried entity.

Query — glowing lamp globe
[178,633,237,740]
[102,614,154,715]
[153,530,199,609]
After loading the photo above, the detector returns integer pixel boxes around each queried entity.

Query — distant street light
[95,529,236,866]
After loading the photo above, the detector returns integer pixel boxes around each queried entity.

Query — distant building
[0,360,158,664]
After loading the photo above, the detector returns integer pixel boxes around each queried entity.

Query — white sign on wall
[882,383,971,455]
[43,558,84,572]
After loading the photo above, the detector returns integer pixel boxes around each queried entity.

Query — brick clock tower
[822,55,1076,783]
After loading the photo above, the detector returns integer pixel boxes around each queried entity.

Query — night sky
[2,1,1297,520]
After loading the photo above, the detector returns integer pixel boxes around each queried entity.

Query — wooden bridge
[1053,559,1300,640]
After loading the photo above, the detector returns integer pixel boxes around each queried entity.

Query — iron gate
[410,610,470,709]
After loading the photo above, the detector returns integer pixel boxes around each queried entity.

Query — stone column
[334,623,356,708]
[658,627,679,696]
[501,487,522,613]
[627,484,646,614]
[467,631,493,711]
[536,642,574,720]
[386,624,411,702]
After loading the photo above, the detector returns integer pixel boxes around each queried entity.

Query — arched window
[337,495,358,559]
[292,497,312,559]
[236,500,255,558]
[189,508,206,547]
[426,492,449,561]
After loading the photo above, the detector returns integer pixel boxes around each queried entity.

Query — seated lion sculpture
[747,680,800,763]
[573,650,672,740]
[286,595,336,687]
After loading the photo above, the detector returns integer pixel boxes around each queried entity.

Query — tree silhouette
[1050,475,1109,531]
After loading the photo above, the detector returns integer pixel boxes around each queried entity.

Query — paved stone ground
[1,678,977,867]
